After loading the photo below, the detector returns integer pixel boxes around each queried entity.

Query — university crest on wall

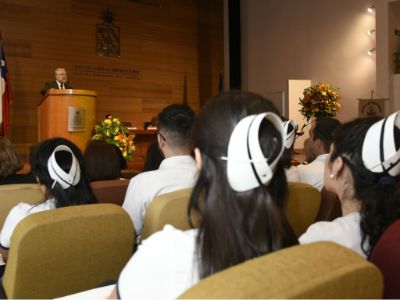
[96,9,120,57]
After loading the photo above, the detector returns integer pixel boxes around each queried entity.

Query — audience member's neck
[162,147,191,158]
[340,197,361,215]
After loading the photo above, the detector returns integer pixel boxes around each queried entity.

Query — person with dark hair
[0,137,35,185]
[142,140,164,172]
[300,113,400,258]
[104,91,298,298]
[84,140,122,181]
[296,117,341,191]
[122,103,197,237]
[112,144,128,170]
[0,137,96,260]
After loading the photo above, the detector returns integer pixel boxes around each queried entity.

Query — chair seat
[2,203,135,299]
[370,219,400,299]
[90,179,130,205]
[179,242,383,299]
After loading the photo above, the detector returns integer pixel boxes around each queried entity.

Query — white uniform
[0,199,56,248]
[122,155,198,236]
[299,212,367,258]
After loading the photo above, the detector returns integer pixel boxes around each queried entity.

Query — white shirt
[122,155,198,236]
[118,225,199,299]
[296,153,328,191]
[285,166,300,182]
[299,212,367,258]
[0,199,56,248]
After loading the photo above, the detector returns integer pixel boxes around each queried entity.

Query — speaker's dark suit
[40,81,73,96]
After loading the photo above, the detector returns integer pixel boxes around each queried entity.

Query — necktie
[61,83,65,89]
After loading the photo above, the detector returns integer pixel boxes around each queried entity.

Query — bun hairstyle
[221,112,285,192]
[48,145,81,189]
[330,114,400,257]
[189,91,297,279]
[283,119,296,149]
[30,137,96,207]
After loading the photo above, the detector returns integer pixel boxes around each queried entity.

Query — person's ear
[157,133,165,149]
[331,156,344,177]
[194,148,202,171]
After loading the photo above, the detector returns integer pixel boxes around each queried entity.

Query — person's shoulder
[141,225,196,247]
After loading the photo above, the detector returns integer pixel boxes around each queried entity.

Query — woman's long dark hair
[188,91,297,278]
[30,137,97,207]
[84,140,122,181]
[329,117,400,257]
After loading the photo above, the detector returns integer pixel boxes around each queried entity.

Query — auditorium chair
[179,242,383,299]
[370,219,400,299]
[90,179,130,205]
[285,182,321,237]
[141,183,320,242]
[0,183,44,229]
[140,188,197,242]
[2,203,135,299]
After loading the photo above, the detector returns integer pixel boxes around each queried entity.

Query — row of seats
[0,204,384,299]
[0,182,390,298]
[0,181,340,239]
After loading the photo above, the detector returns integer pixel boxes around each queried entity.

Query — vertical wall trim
[228,0,241,89]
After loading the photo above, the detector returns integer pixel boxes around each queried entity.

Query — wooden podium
[38,89,97,151]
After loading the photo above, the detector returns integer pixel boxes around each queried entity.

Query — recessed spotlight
[368,48,376,55]
[368,5,375,14]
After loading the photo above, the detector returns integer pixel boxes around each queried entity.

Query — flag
[0,34,12,136]
[218,71,225,95]
[182,72,188,105]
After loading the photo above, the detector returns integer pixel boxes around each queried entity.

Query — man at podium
[40,67,73,96]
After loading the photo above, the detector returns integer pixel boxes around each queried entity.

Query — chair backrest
[140,188,196,241]
[0,184,44,229]
[2,203,135,299]
[179,241,383,299]
[315,187,342,221]
[90,179,130,205]
[370,219,400,299]
[285,182,321,237]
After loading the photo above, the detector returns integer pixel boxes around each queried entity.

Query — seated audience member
[300,114,400,258]
[282,119,300,182]
[143,140,164,172]
[84,140,122,181]
[0,137,36,185]
[0,137,96,260]
[108,91,299,299]
[296,117,341,191]
[122,104,197,236]
[112,144,128,170]
[303,138,316,163]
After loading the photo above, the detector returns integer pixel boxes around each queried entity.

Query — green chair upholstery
[285,182,321,237]
[2,203,135,299]
[0,183,44,230]
[179,242,383,299]
[140,188,196,241]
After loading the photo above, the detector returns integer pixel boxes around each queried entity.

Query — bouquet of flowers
[92,115,136,160]
[299,83,341,122]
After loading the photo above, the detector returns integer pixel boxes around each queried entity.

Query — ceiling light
[368,48,376,55]
[368,5,375,13]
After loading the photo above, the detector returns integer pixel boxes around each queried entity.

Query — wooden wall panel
[0,0,223,160]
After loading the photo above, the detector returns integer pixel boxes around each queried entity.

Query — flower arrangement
[92,115,136,160]
[299,83,341,122]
